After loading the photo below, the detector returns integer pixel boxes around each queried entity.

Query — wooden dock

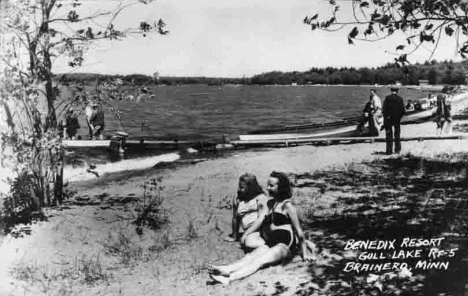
[63,139,208,150]
[231,134,468,148]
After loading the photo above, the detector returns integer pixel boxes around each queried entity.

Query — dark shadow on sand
[291,154,468,296]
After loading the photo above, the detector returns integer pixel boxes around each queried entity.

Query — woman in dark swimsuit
[210,171,314,285]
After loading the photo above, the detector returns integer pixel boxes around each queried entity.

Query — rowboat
[238,105,438,142]
[238,91,468,142]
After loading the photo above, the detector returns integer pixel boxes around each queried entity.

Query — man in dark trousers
[382,87,406,154]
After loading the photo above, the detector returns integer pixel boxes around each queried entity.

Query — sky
[53,0,465,78]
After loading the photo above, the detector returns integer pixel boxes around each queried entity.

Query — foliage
[62,72,251,86]
[64,60,466,86]
[133,177,169,233]
[0,171,46,232]
[305,0,468,64]
[0,0,167,230]
[251,60,467,85]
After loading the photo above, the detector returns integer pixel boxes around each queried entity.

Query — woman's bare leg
[227,244,289,283]
[243,232,266,250]
[212,245,269,276]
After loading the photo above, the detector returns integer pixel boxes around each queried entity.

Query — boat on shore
[62,92,468,150]
[238,92,468,142]
[237,107,437,142]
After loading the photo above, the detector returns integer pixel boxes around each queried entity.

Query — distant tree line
[251,60,468,86]
[59,73,251,86]
[59,60,467,86]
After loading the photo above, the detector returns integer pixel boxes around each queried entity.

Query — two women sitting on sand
[211,171,314,286]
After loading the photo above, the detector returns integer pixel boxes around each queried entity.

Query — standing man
[382,87,406,155]
[90,103,105,140]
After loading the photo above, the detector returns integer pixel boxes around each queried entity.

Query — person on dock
[435,86,454,136]
[85,102,97,140]
[224,173,269,251]
[65,107,80,140]
[382,87,406,155]
[210,171,314,286]
[90,103,105,140]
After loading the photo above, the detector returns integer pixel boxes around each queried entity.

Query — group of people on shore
[357,85,454,155]
[61,102,105,140]
[209,172,315,286]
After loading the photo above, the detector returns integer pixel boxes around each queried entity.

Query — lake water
[80,84,430,141]
[66,84,431,167]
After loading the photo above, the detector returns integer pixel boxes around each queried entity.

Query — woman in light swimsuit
[225,173,269,250]
[210,171,314,285]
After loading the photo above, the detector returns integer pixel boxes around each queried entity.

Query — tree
[428,67,439,84]
[0,0,168,226]
[304,0,468,65]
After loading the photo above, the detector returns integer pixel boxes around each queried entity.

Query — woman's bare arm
[241,194,268,244]
[285,202,313,261]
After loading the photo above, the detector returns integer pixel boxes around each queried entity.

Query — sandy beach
[1,102,468,295]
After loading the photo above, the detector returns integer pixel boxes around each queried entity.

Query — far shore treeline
[60,59,467,86]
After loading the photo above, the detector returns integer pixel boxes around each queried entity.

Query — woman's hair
[269,171,293,201]
[238,173,264,201]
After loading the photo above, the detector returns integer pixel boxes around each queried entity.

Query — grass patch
[103,231,143,266]
[11,253,109,293]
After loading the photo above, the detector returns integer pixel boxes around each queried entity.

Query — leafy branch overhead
[304,0,468,64]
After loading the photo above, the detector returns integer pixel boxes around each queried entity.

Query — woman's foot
[223,235,237,243]
[209,265,231,276]
[210,274,230,286]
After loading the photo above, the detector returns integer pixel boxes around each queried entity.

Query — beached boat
[238,92,468,142]
[238,107,437,141]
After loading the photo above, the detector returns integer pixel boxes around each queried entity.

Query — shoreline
[2,118,468,295]
[1,96,468,295]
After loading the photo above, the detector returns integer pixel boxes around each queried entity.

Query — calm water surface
[67,85,430,164]
[88,85,429,141]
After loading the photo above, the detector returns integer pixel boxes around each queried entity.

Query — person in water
[210,171,314,286]
[225,173,269,251]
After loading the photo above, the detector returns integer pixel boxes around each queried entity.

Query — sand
[1,104,468,295]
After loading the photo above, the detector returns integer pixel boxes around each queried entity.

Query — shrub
[133,178,169,233]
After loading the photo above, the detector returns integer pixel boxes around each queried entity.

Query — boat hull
[238,98,448,142]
